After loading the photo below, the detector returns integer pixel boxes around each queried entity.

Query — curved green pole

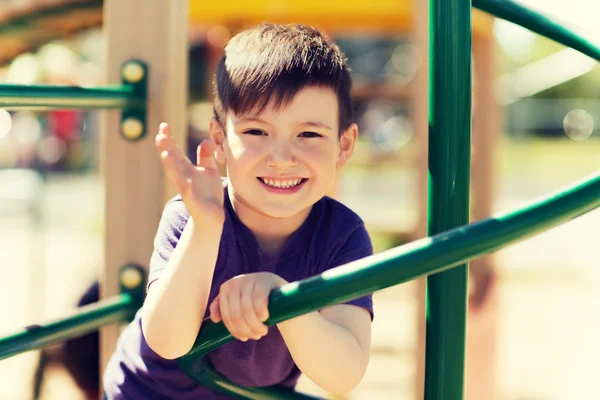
[0,264,145,361]
[0,294,137,361]
[473,0,600,61]
[425,0,471,398]
[179,171,600,379]
[189,357,323,400]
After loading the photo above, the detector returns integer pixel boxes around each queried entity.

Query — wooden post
[466,29,500,400]
[100,0,188,381]
[411,1,429,399]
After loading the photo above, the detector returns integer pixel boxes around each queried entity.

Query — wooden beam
[411,0,428,399]
[467,30,500,400]
[100,0,188,380]
[352,81,412,100]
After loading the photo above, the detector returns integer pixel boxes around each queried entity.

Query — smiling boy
[103,23,374,399]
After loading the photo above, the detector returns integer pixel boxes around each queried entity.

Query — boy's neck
[227,190,312,255]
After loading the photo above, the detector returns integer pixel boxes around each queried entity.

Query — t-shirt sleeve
[327,223,375,320]
[147,198,190,289]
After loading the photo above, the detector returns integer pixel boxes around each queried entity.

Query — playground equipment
[0,1,599,399]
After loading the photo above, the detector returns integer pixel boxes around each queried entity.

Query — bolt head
[121,118,144,140]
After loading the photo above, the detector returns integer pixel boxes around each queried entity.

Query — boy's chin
[257,203,312,220]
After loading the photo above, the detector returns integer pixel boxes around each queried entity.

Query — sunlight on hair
[563,109,594,141]
[0,109,11,139]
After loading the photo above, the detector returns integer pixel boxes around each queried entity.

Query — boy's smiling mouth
[258,177,307,192]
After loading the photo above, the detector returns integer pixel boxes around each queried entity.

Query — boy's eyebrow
[299,121,333,131]
[235,117,333,131]
[236,116,272,126]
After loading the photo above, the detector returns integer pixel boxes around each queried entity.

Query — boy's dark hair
[213,23,354,135]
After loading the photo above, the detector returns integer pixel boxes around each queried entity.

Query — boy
[103,23,374,399]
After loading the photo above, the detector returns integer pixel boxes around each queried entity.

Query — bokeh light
[11,111,42,146]
[493,20,536,61]
[37,136,67,166]
[6,53,41,84]
[39,43,79,83]
[372,115,413,152]
[563,109,594,141]
[0,109,12,139]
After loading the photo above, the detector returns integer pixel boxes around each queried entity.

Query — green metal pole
[0,294,138,361]
[0,84,145,111]
[425,0,472,398]
[473,0,600,62]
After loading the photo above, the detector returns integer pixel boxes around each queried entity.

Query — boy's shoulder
[317,195,364,227]
[311,195,368,244]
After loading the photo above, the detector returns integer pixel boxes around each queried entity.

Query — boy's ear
[336,123,358,169]
[209,117,227,164]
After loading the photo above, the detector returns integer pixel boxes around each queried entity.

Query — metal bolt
[121,62,145,83]
[121,118,144,140]
[120,266,143,289]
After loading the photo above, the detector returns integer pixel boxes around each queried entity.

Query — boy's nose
[267,143,297,169]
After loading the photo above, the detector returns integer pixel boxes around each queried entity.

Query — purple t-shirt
[103,185,374,399]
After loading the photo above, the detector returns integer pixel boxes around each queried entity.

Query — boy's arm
[142,218,222,359]
[142,123,225,360]
[277,304,371,395]
[277,222,373,394]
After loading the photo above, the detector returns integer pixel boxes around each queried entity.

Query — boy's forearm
[277,312,369,395]
[142,218,222,359]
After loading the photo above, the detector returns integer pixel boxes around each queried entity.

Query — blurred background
[0,0,599,399]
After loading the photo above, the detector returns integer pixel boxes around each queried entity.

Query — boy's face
[210,86,357,220]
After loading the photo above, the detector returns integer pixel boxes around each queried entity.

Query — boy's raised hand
[209,273,288,342]
[155,122,225,227]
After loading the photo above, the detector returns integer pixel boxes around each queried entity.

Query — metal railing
[0,60,148,140]
[0,264,145,360]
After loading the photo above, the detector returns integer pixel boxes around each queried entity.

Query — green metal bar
[190,357,323,400]
[0,293,137,360]
[0,84,145,111]
[179,169,600,366]
[473,0,600,61]
[425,0,471,398]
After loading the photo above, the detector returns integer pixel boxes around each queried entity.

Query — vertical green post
[425,0,472,398]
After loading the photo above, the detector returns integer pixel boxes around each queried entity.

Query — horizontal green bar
[0,84,145,110]
[189,358,323,400]
[0,293,137,360]
[473,0,600,61]
[180,169,600,361]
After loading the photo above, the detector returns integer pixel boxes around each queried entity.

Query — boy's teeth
[262,178,302,188]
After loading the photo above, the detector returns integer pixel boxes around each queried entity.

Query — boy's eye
[299,131,322,138]
[243,129,267,136]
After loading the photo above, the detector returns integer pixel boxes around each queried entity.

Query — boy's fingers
[209,296,221,323]
[197,139,219,170]
[220,293,249,342]
[254,285,270,323]
[159,122,170,137]
[230,292,254,341]
[241,285,267,339]
[160,151,184,188]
